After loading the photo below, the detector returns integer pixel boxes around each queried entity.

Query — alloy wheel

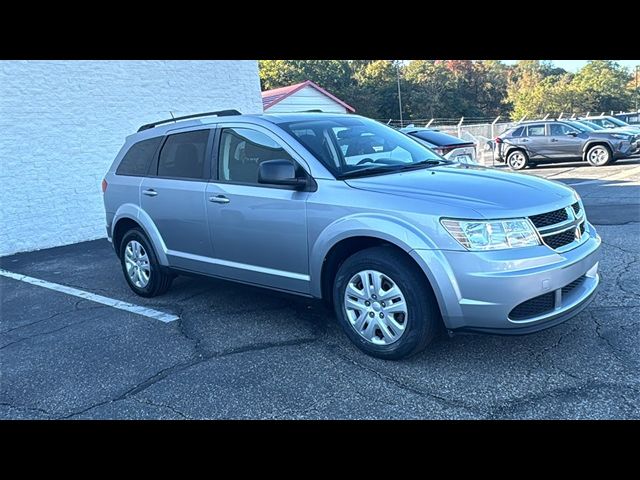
[588,146,609,166]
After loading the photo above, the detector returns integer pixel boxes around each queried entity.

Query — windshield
[565,121,592,132]
[604,116,628,127]
[279,116,447,178]
[577,120,603,130]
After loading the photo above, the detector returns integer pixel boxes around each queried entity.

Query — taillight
[101,178,108,193]
[495,137,503,144]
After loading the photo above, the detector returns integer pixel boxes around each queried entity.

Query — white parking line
[0,269,179,323]
[565,165,640,186]
[565,179,603,186]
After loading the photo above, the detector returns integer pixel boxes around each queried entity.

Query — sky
[503,60,640,72]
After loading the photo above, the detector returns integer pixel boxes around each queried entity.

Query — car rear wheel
[120,228,173,297]
[586,145,612,166]
[332,246,441,360]
[507,150,528,170]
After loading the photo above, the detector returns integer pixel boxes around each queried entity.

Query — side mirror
[566,131,578,137]
[258,159,307,189]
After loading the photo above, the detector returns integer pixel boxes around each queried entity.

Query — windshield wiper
[338,159,447,179]
[400,159,449,169]
[338,165,403,179]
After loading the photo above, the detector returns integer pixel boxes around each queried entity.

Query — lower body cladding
[410,221,601,334]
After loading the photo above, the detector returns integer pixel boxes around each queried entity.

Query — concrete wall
[0,60,263,256]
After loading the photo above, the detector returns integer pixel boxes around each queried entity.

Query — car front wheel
[586,144,612,166]
[332,246,441,360]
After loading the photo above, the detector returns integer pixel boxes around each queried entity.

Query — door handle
[209,195,230,204]
[551,138,559,142]
[521,139,529,142]
[142,189,158,197]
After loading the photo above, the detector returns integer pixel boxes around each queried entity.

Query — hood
[345,163,577,219]
[592,127,639,136]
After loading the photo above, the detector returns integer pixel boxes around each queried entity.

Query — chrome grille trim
[529,201,588,252]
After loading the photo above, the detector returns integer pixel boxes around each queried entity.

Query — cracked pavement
[1,158,639,419]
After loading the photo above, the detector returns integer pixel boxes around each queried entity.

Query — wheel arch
[505,146,528,159]
[311,214,442,305]
[111,204,169,266]
[582,141,612,160]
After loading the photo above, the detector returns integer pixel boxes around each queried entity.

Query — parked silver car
[103,111,601,359]
[584,115,640,134]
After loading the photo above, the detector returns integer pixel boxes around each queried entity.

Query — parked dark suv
[495,120,635,170]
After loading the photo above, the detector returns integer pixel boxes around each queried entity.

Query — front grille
[544,229,577,249]
[562,275,586,295]
[529,208,568,228]
[510,292,555,320]
[572,202,581,215]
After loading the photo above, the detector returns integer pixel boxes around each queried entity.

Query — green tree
[571,61,633,113]
[258,60,354,100]
[403,60,457,119]
[507,60,634,119]
[352,60,401,119]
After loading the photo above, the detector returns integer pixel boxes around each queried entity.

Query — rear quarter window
[116,137,162,176]
[510,126,525,137]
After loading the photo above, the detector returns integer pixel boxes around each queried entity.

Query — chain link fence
[380,117,519,166]
[380,110,640,166]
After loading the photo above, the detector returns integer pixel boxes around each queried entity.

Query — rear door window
[157,130,210,180]
[526,124,546,136]
[116,137,162,176]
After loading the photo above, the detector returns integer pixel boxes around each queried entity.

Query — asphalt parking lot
[1,158,639,419]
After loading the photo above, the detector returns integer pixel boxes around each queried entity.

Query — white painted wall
[265,85,348,113]
[0,60,263,256]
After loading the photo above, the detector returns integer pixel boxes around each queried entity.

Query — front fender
[309,213,438,297]
[112,203,169,266]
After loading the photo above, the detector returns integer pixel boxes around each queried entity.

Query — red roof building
[261,80,355,114]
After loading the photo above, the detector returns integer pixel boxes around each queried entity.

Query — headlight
[441,218,540,251]
[611,133,630,140]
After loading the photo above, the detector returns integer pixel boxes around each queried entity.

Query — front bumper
[613,140,634,158]
[410,221,601,334]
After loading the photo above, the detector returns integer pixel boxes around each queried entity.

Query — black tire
[506,149,528,170]
[332,246,441,360]
[585,144,612,166]
[119,228,173,297]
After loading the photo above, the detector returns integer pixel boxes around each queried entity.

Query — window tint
[527,125,545,136]
[157,130,209,179]
[549,123,578,135]
[116,137,162,176]
[218,127,295,184]
[511,126,525,137]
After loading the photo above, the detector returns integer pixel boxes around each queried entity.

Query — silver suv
[103,111,601,359]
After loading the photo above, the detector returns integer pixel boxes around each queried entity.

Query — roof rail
[137,109,242,132]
